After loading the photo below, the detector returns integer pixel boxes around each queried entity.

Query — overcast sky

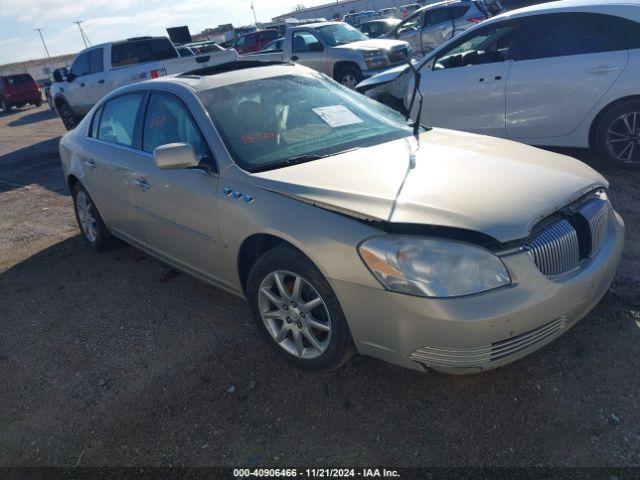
[0,0,327,65]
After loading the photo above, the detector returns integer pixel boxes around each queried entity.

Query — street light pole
[74,20,91,48]
[251,1,258,25]
[35,28,54,76]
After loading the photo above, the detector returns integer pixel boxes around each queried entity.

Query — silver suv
[384,0,503,55]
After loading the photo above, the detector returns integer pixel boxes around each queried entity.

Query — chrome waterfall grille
[525,219,580,276]
[409,316,568,369]
[525,191,610,277]
[576,195,609,256]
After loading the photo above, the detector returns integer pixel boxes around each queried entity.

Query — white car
[357,0,640,169]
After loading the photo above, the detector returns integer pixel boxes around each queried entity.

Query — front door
[131,91,224,280]
[290,30,329,75]
[418,21,519,137]
[506,12,630,140]
[86,92,146,239]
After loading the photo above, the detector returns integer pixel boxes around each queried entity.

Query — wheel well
[54,96,67,112]
[237,234,298,293]
[67,174,79,193]
[333,61,360,80]
[589,95,640,149]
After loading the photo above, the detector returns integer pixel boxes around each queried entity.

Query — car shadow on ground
[1,235,639,466]
[7,108,56,127]
[0,137,65,195]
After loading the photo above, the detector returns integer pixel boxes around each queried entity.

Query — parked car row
[358,0,640,168]
[247,21,411,88]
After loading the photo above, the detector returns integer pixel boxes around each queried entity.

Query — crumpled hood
[251,129,607,243]
[334,38,408,52]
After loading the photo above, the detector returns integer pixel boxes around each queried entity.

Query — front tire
[594,100,640,170]
[72,183,120,252]
[58,102,79,130]
[246,245,354,371]
[336,66,363,90]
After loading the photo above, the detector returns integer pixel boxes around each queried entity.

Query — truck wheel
[336,66,363,89]
[59,102,79,130]
[35,99,43,107]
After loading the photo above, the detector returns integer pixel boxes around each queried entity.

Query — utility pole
[35,28,54,76]
[74,20,91,48]
[250,1,258,25]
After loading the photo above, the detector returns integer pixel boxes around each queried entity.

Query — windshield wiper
[249,148,361,173]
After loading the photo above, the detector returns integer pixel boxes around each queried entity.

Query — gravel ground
[0,105,639,468]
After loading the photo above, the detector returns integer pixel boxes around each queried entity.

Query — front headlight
[364,50,388,70]
[358,236,511,298]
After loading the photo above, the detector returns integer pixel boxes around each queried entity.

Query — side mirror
[66,72,76,83]
[153,143,199,170]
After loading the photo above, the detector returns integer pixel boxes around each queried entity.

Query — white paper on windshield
[313,105,363,128]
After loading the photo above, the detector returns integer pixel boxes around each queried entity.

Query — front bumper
[362,63,406,79]
[330,210,624,374]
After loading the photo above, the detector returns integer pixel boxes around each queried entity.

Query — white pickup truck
[246,22,411,88]
[51,36,238,130]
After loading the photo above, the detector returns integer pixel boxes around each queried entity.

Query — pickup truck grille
[388,46,409,65]
[525,191,610,277]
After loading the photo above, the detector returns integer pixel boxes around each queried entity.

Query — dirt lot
[1,105,639,468]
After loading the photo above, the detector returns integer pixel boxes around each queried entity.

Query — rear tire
[246,245,355,371]
[594,99,640,170]
[58,102,79,130]
[72,183,121,252]
[336,65,363,90]
[0,100,12,113]
[35,99,43,107]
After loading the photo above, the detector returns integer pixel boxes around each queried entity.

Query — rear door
[84,92,146,239]
[130,91,224,279]
[506,13,629,140]
[417,20,519,137]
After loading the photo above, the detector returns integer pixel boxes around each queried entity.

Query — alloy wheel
[606,111,640,164]
[75,191,97,243]
[341,74,358,89]
[258,270,332,359]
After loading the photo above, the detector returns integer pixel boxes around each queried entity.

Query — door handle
[98,79,105,84]
[588,66,619,75]
[133,178,150,190]
[84,159,96,170]
[80,83,85,87]
[290,55,299,61]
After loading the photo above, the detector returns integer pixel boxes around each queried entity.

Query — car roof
[488,0,640,23]
[413,0,470,15]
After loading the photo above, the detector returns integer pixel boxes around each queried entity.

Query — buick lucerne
[59,62,624,373]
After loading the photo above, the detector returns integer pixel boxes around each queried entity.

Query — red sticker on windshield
[242,132,274,144]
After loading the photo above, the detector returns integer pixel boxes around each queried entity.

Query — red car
[0,73,42,113]
[234,30,279,54]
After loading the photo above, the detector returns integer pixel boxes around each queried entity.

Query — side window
[292,31,322,53]
[111,42,153,68]
[434,23,517,69]
[449,5,471,20]
[397,11,425,34]
[619,17,640,49]
[70,52,91,77]
[89,49,104,74]
[142,93,210,160]
[513,13,627,61]
[90,105,103,138]
[424,8,452,28]
[149,39,178,60]
[97,94,144,147]
[236,36,246,47]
